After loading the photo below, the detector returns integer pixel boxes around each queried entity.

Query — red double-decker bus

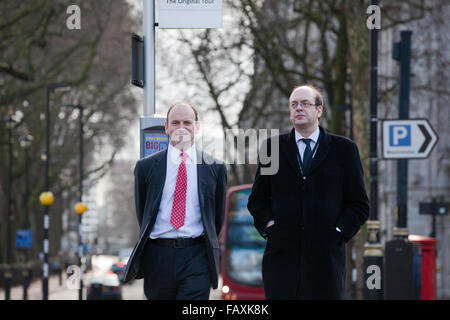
[220,184,266,300]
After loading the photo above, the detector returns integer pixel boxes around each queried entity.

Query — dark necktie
[301,138,313,174]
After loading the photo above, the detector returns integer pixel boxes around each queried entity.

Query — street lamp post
[4,106,17,300]
[41,83,70,300]
[20,129,33,300]
[363,0,384,300]
[64,104,85,300]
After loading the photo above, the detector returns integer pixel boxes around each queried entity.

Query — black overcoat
[247,127,369,299]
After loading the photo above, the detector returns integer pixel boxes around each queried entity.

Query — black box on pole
[131,33,144,88]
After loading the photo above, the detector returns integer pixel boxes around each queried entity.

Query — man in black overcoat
[247,84,369,299]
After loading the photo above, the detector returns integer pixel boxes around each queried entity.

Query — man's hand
[266,220,275,228]
[262,220,275,239]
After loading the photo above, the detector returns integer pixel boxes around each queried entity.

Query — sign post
[138,1,168,159]
[134,0,223,159]
[364,0,383,301]
[419,200,449,238]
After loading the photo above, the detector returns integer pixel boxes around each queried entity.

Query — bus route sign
[144,132,169,157]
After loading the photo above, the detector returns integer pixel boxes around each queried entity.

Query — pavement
[0,273,77,300]
[0,254,222,300]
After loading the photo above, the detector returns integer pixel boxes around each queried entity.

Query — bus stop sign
[144,132,169,157]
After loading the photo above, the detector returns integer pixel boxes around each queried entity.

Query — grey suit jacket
[122,148,227,289]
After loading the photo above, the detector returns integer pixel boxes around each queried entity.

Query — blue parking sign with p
[389,125,411,146]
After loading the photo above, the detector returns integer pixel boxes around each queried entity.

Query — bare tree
[0,0,139,265]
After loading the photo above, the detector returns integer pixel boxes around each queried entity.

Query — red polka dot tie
[170,152,188,230]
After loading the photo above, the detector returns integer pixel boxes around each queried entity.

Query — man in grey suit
[123,102,227,300]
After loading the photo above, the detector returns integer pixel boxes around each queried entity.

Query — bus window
[225,188,266,287]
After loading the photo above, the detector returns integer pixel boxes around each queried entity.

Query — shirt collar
[168,143,196,163]
[295,127,320,144]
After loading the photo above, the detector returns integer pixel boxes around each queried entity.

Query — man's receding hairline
[166,102,198,121]
[290,84,323,106]
[291,86,315,97]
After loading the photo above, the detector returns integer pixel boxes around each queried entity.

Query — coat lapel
[150,149,168,215]
[142,149,168,237]
[308,126,331,176]
[284,128,303,179]
[196,149,208,219]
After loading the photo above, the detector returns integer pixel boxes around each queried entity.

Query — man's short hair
[291,84,324,107]
[166,101,199,121]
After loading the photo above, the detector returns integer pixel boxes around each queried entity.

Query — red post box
[409,235,438,300]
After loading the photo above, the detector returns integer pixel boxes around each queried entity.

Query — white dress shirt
[149,143,204,239]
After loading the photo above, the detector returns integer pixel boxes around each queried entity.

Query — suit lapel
[142,149,168,236]
[284,128,302,179]
[150,149,168,214]
[308,126,331,176]
[196,149,208,219]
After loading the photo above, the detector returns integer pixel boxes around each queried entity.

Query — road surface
[0,255,221,300]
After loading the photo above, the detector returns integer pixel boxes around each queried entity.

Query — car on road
[111,248,133,283]
[87,273,122,300]
[110,261,127,282]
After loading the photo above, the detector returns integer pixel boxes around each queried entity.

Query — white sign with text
[158,0,222,29]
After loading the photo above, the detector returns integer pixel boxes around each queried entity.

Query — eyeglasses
[290,101,317,109]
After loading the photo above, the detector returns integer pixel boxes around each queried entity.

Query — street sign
[382,119,438,159]
[144,132,169,157]
[419,202,449,216]
[158,0,222,29]
[82,244,88,255]
[16,229,33,248]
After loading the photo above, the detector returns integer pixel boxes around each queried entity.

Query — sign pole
[139,0,167,159]
[364,0,383,300]
[137,1,224,159]
[431,198,437,238]
[143,0,155,117]
[384,30,415,300]
[419,198,449,238]
[394,30,412,239]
